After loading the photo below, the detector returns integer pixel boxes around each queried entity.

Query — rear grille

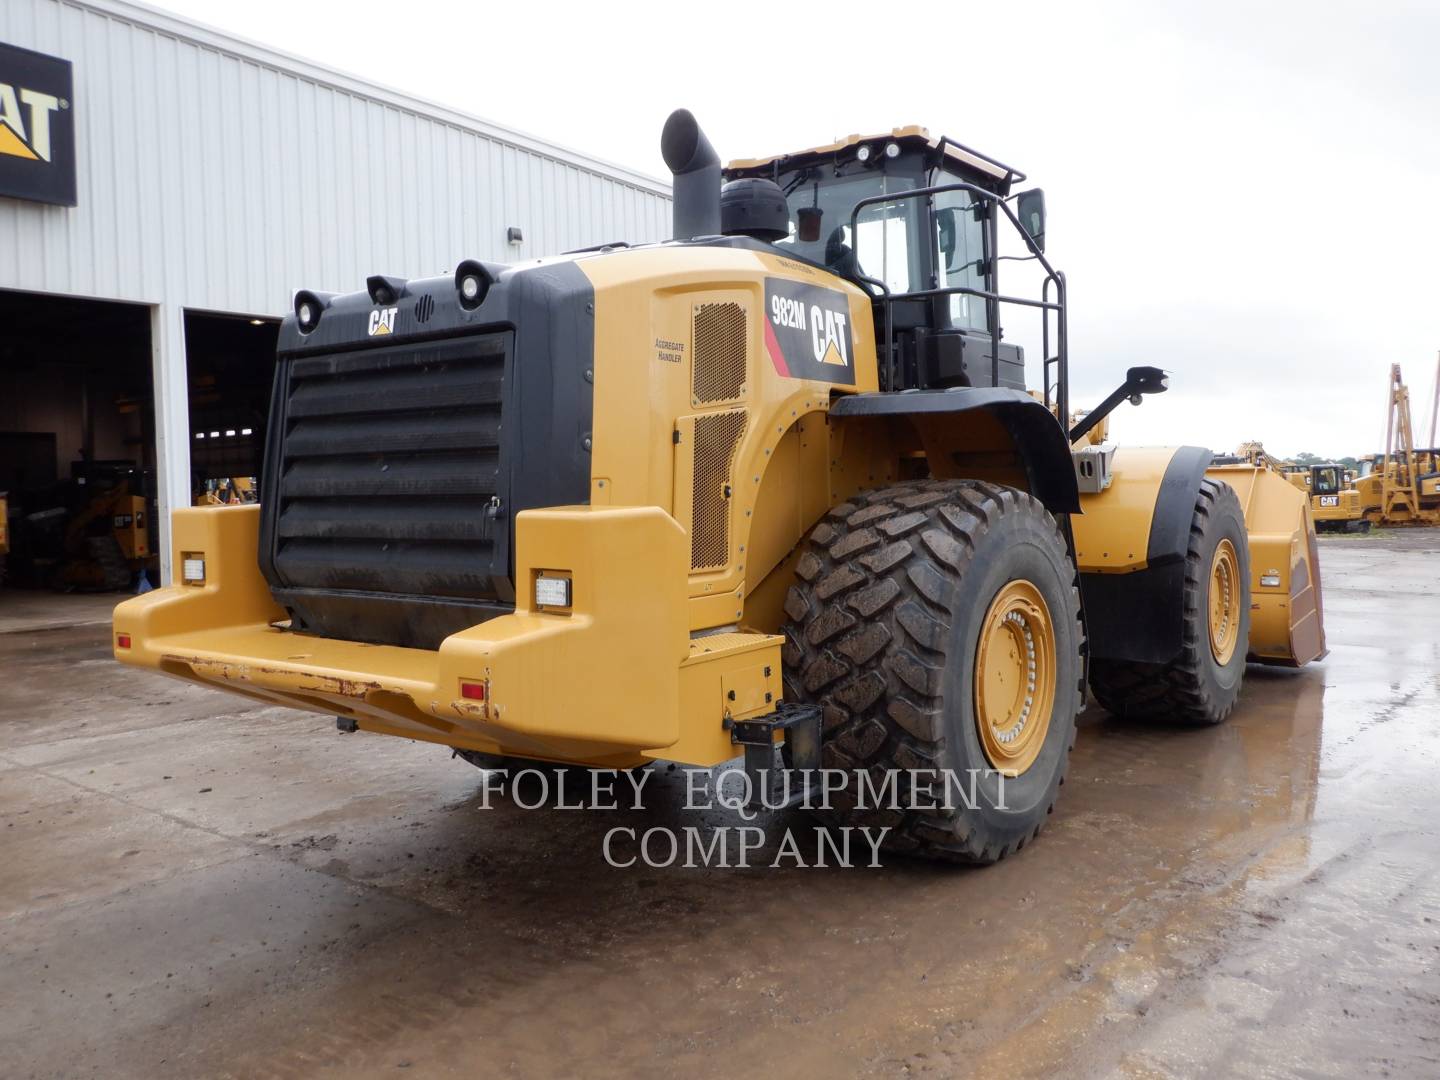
[271,333,509,602]
[691,409,748,571]
[692,302,747,404]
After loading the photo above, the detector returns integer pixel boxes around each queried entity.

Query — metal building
[0,0,670,586]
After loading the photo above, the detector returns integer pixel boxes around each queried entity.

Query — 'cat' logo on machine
[763,278,855,385]
[367,307,398,336]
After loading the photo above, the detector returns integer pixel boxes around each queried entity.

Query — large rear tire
[781,480,1083,864]
[1089,479,1250,725]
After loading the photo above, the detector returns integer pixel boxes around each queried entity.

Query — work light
[293,289,332,334]
[455,259,491,310]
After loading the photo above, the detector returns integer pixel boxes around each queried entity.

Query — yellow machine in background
[1227,443,1370,533]
[194,477,257,507]
[54,483,154,591]
[1355,363,1440,527]
[1305,462,1369,533]
[115,112,1325,864]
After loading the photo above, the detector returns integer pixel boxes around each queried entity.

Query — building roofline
[62,0,673,198]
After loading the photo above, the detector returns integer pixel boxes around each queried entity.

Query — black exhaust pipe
[661,109,721,240]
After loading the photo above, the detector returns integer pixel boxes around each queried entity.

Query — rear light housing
[534,574,572,609]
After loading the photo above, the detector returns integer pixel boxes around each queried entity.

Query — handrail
[935,136,1027,186]
[847,181,1067,419]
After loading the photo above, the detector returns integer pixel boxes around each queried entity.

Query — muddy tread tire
[1089,479,1250,726]
[781,479,1083,864]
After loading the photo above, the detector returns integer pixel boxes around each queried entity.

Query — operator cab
[1310,464,1345,495]
[725,128,1058,404]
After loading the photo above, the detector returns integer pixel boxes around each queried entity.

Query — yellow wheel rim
[1208,538,1240,665]
[974,580,1056,777]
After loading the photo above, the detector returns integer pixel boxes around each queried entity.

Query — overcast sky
[159,0,1439,457]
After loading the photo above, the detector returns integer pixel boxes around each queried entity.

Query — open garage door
[0,289,156,593]
[184,310,279,506]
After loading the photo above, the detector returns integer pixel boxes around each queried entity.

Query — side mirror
[797,206,823,244]
[1068,366,1170,444]
[1016,188,1046,252]
[1124,365,1168,403]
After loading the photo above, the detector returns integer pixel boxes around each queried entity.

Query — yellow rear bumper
[113,505,779,768]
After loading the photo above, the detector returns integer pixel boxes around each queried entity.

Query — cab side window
[934,191,988,332]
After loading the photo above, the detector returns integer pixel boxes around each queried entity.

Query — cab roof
[725,126,1023,191]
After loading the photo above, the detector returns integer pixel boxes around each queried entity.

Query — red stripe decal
[764,316,791,377]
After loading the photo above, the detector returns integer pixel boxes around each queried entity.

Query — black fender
[1080,445,1214,664]
[829,388,1081,514]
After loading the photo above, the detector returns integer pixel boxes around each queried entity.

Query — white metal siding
[0,0,671,583]
[0,0,672,311]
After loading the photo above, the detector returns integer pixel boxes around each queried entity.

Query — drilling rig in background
[1354,357,1440,527]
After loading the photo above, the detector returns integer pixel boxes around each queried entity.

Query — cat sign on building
[0,41,76,207]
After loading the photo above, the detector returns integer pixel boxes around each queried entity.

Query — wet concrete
[1,537,1438,1079]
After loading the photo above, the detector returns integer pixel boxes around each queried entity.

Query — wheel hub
[1208,538,1240,665]
[974,580,1056,777]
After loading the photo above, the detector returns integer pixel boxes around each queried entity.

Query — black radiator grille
[270,333,510,604]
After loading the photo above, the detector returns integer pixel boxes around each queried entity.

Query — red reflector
[116,634,132,649]
[460,681,486,701]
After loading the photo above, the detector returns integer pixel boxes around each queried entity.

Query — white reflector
[182,558,206,583]
[535,576,571,607]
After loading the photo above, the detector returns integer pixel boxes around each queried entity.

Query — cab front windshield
[773,172,922,294]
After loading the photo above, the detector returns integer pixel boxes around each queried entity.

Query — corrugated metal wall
[0,0,671,311]
[0,0,671,582]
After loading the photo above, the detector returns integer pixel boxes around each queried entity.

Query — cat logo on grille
[367,306,398,336]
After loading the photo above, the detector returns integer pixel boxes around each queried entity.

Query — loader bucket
[1206,463,1326,666]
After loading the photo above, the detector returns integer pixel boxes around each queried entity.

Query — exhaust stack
[661,109,721,240]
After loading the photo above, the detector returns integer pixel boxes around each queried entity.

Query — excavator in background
[1306,462,1369,533]
[1216,444,1368,532]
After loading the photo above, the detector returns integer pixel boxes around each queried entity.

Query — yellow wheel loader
[113,112,1325,863]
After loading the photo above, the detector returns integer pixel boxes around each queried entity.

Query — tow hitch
[726,702,822,809]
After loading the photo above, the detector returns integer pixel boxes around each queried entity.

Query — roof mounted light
[455,259,493,311]
[856,144,873,163]
[366,274,408,306]
[293,289,334,334]
[884,142,901,159]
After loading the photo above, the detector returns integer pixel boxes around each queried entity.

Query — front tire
[1089,479,1251,725]
[781,480,1083,864]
